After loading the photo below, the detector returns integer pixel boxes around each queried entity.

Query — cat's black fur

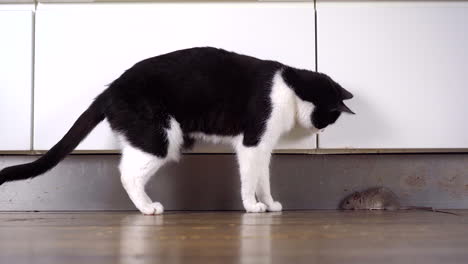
[106,47,281,154]
[0,47,353,184]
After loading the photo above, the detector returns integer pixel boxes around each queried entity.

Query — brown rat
[340,187,458,215]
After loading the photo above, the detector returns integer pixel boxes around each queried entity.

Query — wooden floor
[0,211,467,264]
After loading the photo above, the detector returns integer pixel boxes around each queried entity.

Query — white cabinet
[0,9,33,151]
[317,2,468,149]
[34,2,316,152]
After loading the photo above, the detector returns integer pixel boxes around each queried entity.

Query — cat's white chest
[271,72,296,131]
[260,71,296,146]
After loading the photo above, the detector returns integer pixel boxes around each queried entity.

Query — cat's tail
[0,93,108,185]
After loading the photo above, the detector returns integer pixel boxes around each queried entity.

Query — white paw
[267,201,283,212]
[140,202,164,215]
[245,202,267,213]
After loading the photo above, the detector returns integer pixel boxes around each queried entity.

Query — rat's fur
[340,187,401,210]
[340,187,458,215]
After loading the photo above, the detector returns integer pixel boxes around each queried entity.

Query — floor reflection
[239,212,281,264]
[118,214,164,264]
[117,212,282,264]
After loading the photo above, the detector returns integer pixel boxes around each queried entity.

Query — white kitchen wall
[0,7,33,151]
[34,2,316,151]
[4,1,468,152]
[317,1,468,149]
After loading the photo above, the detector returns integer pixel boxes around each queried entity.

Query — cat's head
[283,68,354,131]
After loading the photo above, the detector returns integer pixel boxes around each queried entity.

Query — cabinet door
[34,3,316,152]
[317,2,468,149]
[0,10,33,151]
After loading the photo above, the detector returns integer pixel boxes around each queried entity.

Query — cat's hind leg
[119,145,166,215]
[118,118,183,215]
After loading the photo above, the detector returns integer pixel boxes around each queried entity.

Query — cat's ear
[334,102,355,115]
[340,88,354,100]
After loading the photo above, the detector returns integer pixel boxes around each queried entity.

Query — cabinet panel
[34,3,316,151]
[0,11,33,151]
[317,2,468,149]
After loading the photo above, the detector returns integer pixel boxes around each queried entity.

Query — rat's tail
[406,206,459,216]
[0,94,107,185]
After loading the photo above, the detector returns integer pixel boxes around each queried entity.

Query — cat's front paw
[140,202,164,215]
[244,202,267,213]
[267,201,283,212]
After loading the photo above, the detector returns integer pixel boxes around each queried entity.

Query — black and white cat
[0,47,354,214]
